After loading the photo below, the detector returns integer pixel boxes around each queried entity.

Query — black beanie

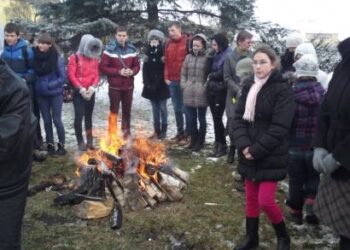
[212,33,229,52]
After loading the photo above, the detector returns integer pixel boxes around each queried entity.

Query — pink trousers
[245,179,284,224]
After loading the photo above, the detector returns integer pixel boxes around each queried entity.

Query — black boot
[149,123,161,140]
[56,143,66,156]
[234,217,259,250]
[86,132,95,150]
[272,221,290,250]
[193,132,205,152]
[159,123,167,140]
[215,143,227,157]
[227,145,236,164]
[187,133,197,150]
[47,143,55,156]
[210,142,219,157]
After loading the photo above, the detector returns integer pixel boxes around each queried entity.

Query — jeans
[245,180,283,224]
[73,91,95,146]
[208,94,226,144]
[287,149,320,210]
[0,188,28,250]
[108,88,133,136]
[37,95,65,145]
[169,81,189,135]
[186,106,207,137]
[150,99,168,132]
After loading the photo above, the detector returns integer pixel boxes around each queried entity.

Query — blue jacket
[1,38,35,84]
[35,56,66,97]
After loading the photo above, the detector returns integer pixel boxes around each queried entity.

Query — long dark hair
[212,33,229,52]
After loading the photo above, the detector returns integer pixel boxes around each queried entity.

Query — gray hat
[236,57,254,78]
[293,54,319,78]
[147,29,165,43]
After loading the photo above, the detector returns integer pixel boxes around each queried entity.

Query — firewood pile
[52,114,189,229]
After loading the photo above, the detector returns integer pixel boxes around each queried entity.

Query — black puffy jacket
[314,41,350,181]
[142,45,170,101]
[233,71,295,182]
[0,59,36,199]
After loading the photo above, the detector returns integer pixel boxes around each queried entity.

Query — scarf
[243,74,271,122]
[33,47,58,76]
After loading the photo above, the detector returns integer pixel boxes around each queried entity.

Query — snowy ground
[61,72,216,151]
[55,73,338,249]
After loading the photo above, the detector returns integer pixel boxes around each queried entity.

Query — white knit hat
[294,42,317,61]
[285,33,303,48]
[293,54,319,78]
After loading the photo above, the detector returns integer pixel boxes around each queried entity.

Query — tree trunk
[147,0,159,27]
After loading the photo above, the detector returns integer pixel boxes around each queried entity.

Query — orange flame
[76,113,168,186]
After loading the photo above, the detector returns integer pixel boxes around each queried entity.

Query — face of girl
[37,42,52,52]
[253,52,276,79]
[211,40,219,53]
[192,40,204,55]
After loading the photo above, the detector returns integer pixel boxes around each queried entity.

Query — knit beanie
[147,29,165,43]
[236,57,254,78]
[285,33,303,48]
[293,54,319,78]
[294,42,317,61]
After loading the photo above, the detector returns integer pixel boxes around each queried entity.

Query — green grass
[23,147,337,250]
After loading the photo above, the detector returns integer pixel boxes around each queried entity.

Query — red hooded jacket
[67,54,99,89]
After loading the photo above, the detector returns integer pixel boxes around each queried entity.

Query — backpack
[63,54,79,103]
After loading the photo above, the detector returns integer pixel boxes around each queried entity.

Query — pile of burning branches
[53,114,189,229]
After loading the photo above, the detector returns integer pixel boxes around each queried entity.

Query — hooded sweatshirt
[67,34,102,89]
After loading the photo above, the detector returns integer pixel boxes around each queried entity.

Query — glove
[319,153,340,175]
[79,88,91,101]
[313,148,329,173]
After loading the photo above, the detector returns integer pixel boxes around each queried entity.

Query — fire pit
[54,114,189,230]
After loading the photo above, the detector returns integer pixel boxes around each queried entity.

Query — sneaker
[33,149,48,162]
[168,134,183,144]
[148,133,159,140]
[78,142,87,152]
[47,143,56,155]
[178,135,191,146]
[56,143,66,156]
[87,144,96,151]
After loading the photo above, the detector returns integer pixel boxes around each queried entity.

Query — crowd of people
[0,20,349,250]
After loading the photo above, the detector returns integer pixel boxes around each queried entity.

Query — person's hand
[86,86,96,99]
[165,79,171,85]
[120,68,128,77]
[319,153,340,174]
[313,148,329,172]
[79,87,91,101]
[243,147,254,160]
[125,68,133,76]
